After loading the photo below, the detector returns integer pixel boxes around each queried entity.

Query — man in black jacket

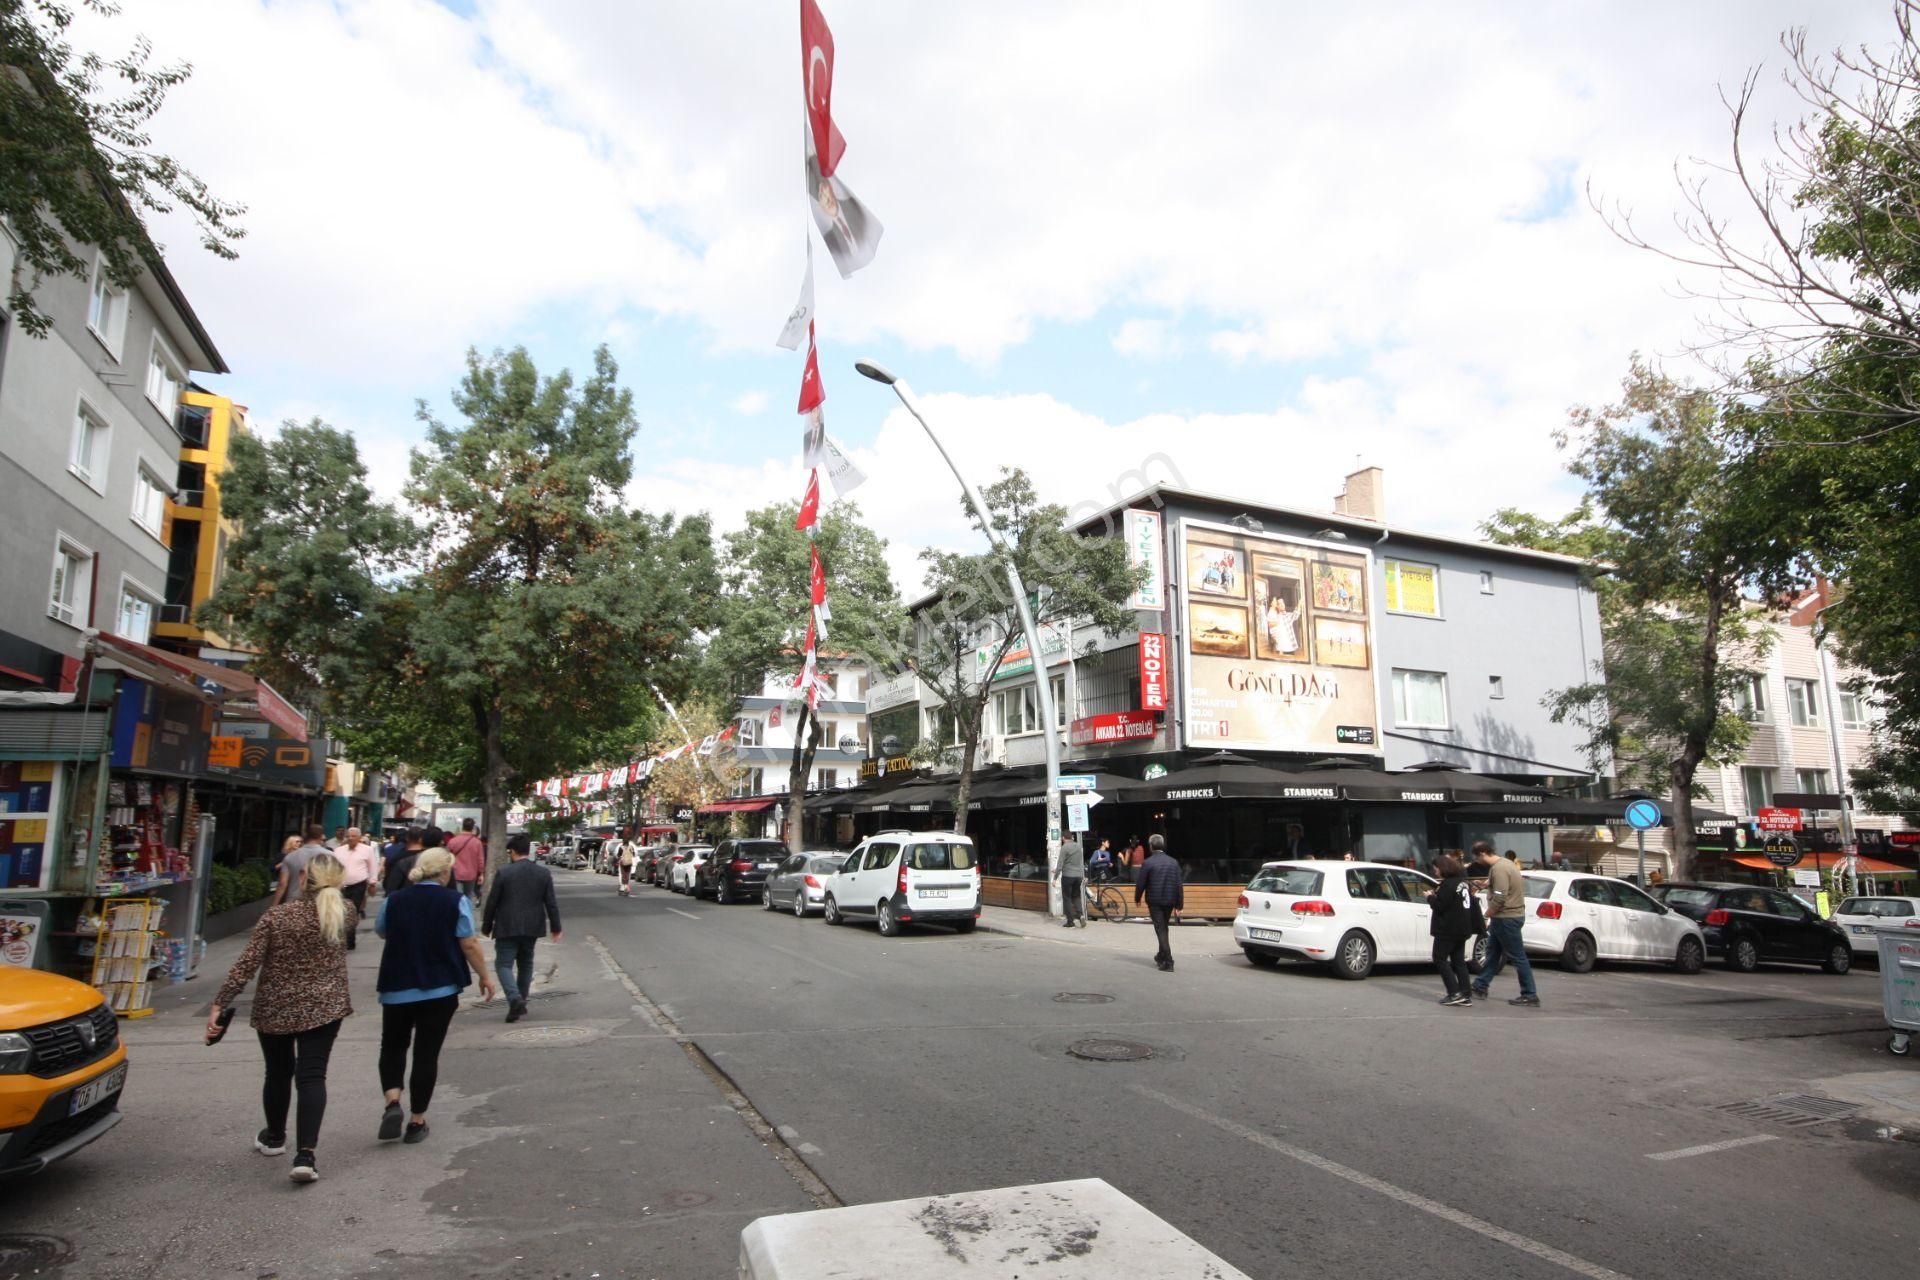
[1133,834,1185,971]
[482,834,562,1023]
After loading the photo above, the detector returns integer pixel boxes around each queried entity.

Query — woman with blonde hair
[374,848,494,1144]
[208,851,356,1184]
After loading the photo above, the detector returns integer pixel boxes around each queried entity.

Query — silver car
[763,851,849,917]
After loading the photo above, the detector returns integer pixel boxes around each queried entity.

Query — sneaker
[254,1129,287,1156]
[1509,994,1541,1007]
[1469,987,1489,1000]
[505,1002,524,1024]
[403,1120,429,1145]
[290,1151,319,1183]
[1439,993,1467,1006]
[378,1102,404,1142]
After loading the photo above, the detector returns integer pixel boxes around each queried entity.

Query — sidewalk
[979,904,1248,959]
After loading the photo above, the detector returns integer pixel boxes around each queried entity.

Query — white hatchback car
[1475,870,1706,974]
[1830,896,1920,956]
[668,846,713,894]
[822,831,981,935]
[1235,861,1445,980]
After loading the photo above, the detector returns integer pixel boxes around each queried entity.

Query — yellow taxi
[0,967,128,1177]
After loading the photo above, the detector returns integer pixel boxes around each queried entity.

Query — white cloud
[1111,318,1183,361]
[730,391,770,416]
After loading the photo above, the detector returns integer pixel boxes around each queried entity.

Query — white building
[729,658,870,796]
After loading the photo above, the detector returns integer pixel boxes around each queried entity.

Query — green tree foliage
[709,500,899,844]
[1,0,244,335]
[905,469,1140,835]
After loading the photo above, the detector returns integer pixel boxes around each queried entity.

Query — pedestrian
[1283,822,1314,859]
[446,819,486,902]
[1125,835,1146,885]
[379,828,407,884]
[1469,840,1540,1007]
[374,848,495,1145]
[272,824,331,906]
[333,827,380,951]
[383,828,430,896]
[1058,834,1086,928]
[327,825,348,851]
[614,832,635,897]
[207,852,356,1184]
[1088,837,1115,884]
[1426,853,1484,1007]
[482,834,562,1023]
[1133,834,1185,971]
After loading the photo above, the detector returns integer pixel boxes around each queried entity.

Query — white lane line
[1131,1084,1630,1280]
[667,907,701,921]
[1645,1134,1779,1162]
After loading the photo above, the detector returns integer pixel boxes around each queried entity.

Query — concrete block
[739,1177,1252,1278]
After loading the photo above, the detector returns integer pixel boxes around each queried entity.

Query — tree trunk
[1667,588,1730,883]
[786,704,821,846]
[478,698,512,891]
[951,696,985,838]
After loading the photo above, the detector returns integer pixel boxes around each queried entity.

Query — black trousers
[1148,903,1175,965]
[342,882,368,948]
[1433,936,1471,997]
[258,1019,342,1151]
[1062,876,1084,923]
[379,995,459,1116]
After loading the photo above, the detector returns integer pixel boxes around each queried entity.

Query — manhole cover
[502,1025,597,1045]
[1716,1094,1863,1127]
[666,1190,712,1208]
[1068,1038,1154,1062]
[1053,992,1115,1004]
[0,1235,75,1268]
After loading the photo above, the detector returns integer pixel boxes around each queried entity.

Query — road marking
[1131,1084,1630,1280]
[1628,974,1883,1010]
[667,907,701,921]
[1645,1134,1779,1162]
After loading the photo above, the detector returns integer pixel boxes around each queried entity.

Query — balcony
[175,403,211,448]
[170,489,205,510]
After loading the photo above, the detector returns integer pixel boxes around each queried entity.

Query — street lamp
[855,360,1066,918]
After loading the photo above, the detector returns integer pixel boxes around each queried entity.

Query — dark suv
[1651,882,1853,974]
[694,838,793,904]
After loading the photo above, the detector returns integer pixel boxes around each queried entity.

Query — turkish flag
[797,331,825,414]
[796,469,821,529]
[810,543,827,605]
[800,0,847,179]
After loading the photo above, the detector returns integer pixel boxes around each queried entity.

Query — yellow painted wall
[153,389,246,650]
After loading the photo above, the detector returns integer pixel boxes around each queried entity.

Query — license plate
[1248,927,1283,941]
[70,1061,126,1116]
[1852,925,1874,934]
[920,889,949,898]
[758,863,778,869]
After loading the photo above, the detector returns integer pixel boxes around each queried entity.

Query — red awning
[1726,853,1913,875]
[698,798,778,814]
[90,632,308,741]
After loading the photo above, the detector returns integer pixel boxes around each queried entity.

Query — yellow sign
[1385,560,1439,616]
[208,736,245,768]
[12,820,46,841]
[20,763,54,783]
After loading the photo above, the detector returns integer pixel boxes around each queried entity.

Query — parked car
[763,852,849,916]
[635,844,673,885]
[823,831,980,935]
[547,839,588,870]
[1235,860,1445,979]
[1466,870,1707,974]
[646,846,683,887]
[0,966,129,1177]
[1651,882,1855,973]
[1830,895,1920,957]
[694,839,792,904]
[668,846,714,894]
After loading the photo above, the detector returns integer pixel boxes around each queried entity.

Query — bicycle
[1087,880,1131,922]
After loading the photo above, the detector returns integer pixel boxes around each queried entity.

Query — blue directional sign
[1624,798,1663,831]
[1057,775,1097,792]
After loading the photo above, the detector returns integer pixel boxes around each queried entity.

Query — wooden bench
[981,878,1243,920]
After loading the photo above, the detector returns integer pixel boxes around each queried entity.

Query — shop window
[1390,669,1449,728]
[1786,678,1820,727]
[1383,559,1441,617]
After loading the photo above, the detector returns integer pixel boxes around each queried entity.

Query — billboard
[1175,518,1381,755]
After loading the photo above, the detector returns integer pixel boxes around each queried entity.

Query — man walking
[1133,835,1184,971]
[1469,840,1540,1007]
[383,828,427,897]
[271,824,331,906]
[447,819,486,903]
[335,827,380,950]
[1057,834,1086,928]
[482,834,562,1023]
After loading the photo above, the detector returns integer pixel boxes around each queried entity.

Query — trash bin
[1878,930,1920,1057]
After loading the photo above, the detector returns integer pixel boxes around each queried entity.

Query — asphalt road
[6,868,1918,1279]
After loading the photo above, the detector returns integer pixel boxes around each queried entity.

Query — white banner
[776,241,816,350]
[822,431,866,495]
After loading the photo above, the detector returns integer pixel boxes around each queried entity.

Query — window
[131,461,169,538]
[1390,669,1449,728]
[736,717,763,747]
[1383,559,1441,616]
[1839,691,1869,730]
[1610,882,1663,914]
[48,536,93,627]
[1740,766,1775,816]
[905,840,975,871]
[69,400,110,491]
[1478,570,1495,594]
[1786,678,1820,728]
[86,255,127,357]
[817,768,839,789]
[1345,868,1399,901]
[816,719,837,748]
[145,336,186,421]
[1050,673,1068,728]
[1488,675,1505,700]
[1795,768,1832,795]
[994,685,1038,737]
[116,580,157,644]
[1730,673,1767,721]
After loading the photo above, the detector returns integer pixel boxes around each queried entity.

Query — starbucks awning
[1116,753,1342,803]
[1296,760,1555,804]
[855,779,956,814]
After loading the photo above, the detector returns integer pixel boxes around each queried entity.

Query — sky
[86,0,1896,596]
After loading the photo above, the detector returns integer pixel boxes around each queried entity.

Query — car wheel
[1467,934,1488,975]
[1726,934,1760,972]
[824,895,842,926]
[1822,942,1852,975]
[1673,936,1705,975]
[877,901,899,937]
[953,917,977,934]
[793,891,808,919]
[1560,931,1596,974]
[1244,948,1281,968]
[716,880,731,905]
[762,887,775,911]
[1331,930,1375,980]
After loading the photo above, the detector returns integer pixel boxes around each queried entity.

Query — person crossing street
[1469,840,1540,1007]
[1133,835,1184,971]
[482,834,562,1023]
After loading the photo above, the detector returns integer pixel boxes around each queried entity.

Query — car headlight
[0,1031,32,1074]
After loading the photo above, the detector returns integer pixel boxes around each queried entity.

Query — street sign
[1762,836,1802,867]
[1623,798,1663,831]
[1757,807,1803,832]
[1066,800,1090,832]
[1792,869,1822,888]
[1058,775,1097,792]
[1078,791,1104,808]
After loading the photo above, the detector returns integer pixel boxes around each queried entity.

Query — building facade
[730,659,870,796]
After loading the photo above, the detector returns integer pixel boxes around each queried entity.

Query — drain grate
[0,1235,75,1268]
[1068,1038,1154,1062]
[501,1025,597,1046]
[1053,992,1115,1004]
[1716,1094,1863,1127]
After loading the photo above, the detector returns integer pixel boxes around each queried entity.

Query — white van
[823,831,981,936]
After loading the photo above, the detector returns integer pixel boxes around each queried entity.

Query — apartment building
[729,658,871,796]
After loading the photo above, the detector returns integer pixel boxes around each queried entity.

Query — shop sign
[207,736,244,768]
[1499,793,1545,805]
[0,902,48,969]
[1125,509,1166,610]
[1888,831,1920,848]
[1757,807,1803,832]
[864,669,919,712]
[1166,786,1217,800]
[859,755,916,780]
[1280,785,1339,800]
[1142,763,1169,781]
[1763,835,1802,867]
[1069,712,1159,747]
[1175,518,1381,757]
[976,622,1069,683]
[1138,632,1168,710]
[207,718,326,789]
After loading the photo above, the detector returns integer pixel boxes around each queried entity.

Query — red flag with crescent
[798,331,825,414]
[800,0,847,179]
[810,542,827,605]
[796,469,820,530]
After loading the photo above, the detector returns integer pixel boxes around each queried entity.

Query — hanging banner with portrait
[1175,518,1381,755]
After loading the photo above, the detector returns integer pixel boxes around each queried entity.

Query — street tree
[709,500,899,847]
[2,0,244,335]
[907,469,1139,835]
[640,699,743,837]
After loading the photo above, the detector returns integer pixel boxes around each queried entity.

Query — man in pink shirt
[335,826,381,951]
[447,819,487,902]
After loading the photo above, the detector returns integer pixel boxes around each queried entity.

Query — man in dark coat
[1132,834,1185,971]
[481,834,562,1023]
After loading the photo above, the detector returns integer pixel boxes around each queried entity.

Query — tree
[906,468,1140,835]
[709,500,899,846]
[637,699,742,837]
[2,0,244,336]
[1486,361,1795,879]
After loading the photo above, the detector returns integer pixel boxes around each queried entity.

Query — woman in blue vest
[374,848,495,1143]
